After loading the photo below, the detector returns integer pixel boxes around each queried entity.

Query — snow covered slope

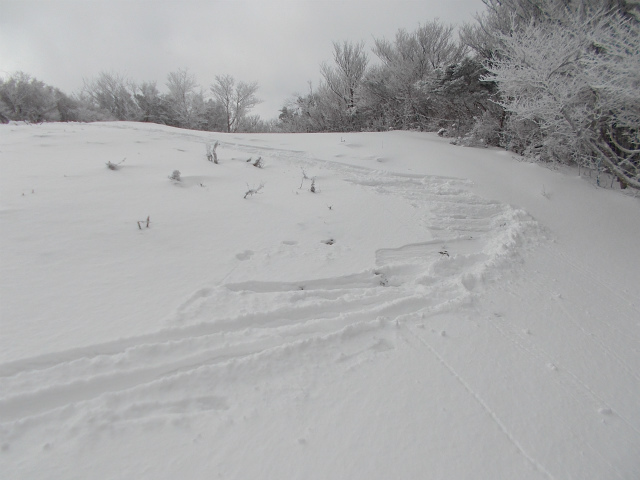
[1,122,638,479]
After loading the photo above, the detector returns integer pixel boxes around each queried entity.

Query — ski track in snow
[0,132,540,440]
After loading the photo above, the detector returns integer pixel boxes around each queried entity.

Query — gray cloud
[0,0,481,119]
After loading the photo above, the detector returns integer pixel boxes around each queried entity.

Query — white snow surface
[1,122,639,479]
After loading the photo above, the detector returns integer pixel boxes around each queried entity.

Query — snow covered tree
[485,7,640,188]
[365,20,467,130]
[134,81,170,125]
[82,71,140,121]
[418,58,501,142]
[203,99,228,132]
[210,75,261,133]
[165,68,207,130]
[0,72,77,122]
[318,41,369,130]
[278,82,329,133]
[320,41,368,112]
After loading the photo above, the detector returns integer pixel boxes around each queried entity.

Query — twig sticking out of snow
[252,157,264,168]
[244,182,264,199]
[137,216,151,230]
[299,168,309,189]
[299,168,316,191]
[541,185,551,199]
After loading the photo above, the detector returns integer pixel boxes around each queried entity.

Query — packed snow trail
[1,123,638,479]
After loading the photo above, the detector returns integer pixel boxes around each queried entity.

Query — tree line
[1,0,638,189]
[0,68,266,133]
[279,0,638,189]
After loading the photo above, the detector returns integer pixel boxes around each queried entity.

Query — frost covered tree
[317,41,369,130]
[320,41,368,113]
[166,68,207,130]
[364,20,468,130]
[278,82,328,132]
[134,81,170,125]
[461,0,639,59]
[485,7,640,188]
[210,75,261,133]
[82,71,140,121]
[0,72,77,122]
[418,58,500,141]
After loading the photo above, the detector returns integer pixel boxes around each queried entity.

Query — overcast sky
[0,0,483,119]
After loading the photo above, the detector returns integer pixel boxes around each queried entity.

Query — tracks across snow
[4,125,639,480]
[0,134,542,455]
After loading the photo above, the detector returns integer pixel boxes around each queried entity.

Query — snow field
[1,122,639,479]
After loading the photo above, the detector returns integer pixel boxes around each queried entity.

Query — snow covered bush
[168,170,181,182]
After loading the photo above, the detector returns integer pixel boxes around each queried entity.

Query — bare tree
[210,75,261,133]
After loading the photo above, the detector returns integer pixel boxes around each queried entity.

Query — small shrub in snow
[168,170,181,182]
[244,182,264,198]
[252,157,264,168]
[310,178,317,193]
[206,141,219,163]
[106,158,126,170]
